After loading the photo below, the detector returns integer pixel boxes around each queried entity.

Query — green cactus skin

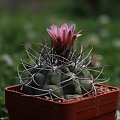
[60,66,70,74]
[44,69,61,85]
[71,67,84,78]
[22,79,43,95]
[44,85,63,97]
[79,80,93,94]
[34,72,46,88]
[61,67,82,98]
[22,80,32,94]
[62,79,82,95]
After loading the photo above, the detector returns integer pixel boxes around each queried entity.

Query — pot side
[5,84,120,120]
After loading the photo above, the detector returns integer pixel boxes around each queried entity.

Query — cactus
[18,23,106,101]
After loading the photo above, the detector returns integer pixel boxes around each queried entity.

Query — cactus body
[18,23,102,101]
[21,63,93,100]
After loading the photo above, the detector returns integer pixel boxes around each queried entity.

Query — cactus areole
[5,23,120,120]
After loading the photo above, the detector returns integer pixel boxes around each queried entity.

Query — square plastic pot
[5,84,119,120]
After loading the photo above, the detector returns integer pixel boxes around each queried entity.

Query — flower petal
[62,23,68,30]
[76,30,83,37]
[66,30,72,49]
[47,23,82,51]
[69,24,75,33]
[67,30,72,43]
[56,36,62,48]
[62,29,66,44]
[50,24,58,36]
[71,35,77,44]
[47,28,58,47]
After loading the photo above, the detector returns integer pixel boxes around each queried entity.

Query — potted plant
[5,23,119,120]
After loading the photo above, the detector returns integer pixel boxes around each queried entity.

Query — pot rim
[5,84,120,104]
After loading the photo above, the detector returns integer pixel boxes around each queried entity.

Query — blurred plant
[99,28,109,39]
[90,54,103,67]
[83,34,100,47]
[112,39,120,49]
[1,54,14,67]
[0,105,8,119]
[98,15,110,25]
[97,15,110,39]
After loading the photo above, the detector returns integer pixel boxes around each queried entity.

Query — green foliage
[58,0,120,18]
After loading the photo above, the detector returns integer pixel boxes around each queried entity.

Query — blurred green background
[0,0,120,118]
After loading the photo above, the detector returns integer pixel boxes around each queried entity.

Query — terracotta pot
[5,84,119,120]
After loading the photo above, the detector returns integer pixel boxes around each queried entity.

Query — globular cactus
[18,23,105,101]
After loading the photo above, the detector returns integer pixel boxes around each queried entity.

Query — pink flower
[47,23,82,50]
